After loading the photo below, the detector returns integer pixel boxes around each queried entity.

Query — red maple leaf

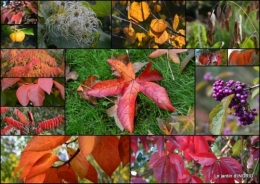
[86,60,175,133]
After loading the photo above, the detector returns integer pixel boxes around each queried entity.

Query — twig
[245,84,259,91]
[220,137,232,156]
[52,148,80,168]
[65,138,78,145]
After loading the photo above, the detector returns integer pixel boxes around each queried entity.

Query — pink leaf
[16,85,30,106]
[38,78,53,94]
[53,81,65,100]
[1,78,20,91]
[28,84,45,106]
[8,12,23,24]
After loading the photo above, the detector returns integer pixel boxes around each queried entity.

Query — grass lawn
[65,49,194,135]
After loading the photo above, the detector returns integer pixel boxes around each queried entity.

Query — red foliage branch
[4,117,24,130]
[36,116,64,132]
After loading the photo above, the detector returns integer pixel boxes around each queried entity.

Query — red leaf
[8,12,23,24]
[16,84,30,106]
[53,80,65,100]
[85,161,98,183]
[1,78,20,91]
[189,152,217,166]
[156,136,165,157]
[38,78,53,94]
[1,107,9,114]
[28,84,45,106]
[118,136,130,167]
[148,152,184,183]
[25,1,38,14]
[1,125,13,135]
[87,60,175,133]
[4,117,24,130]
[202,157,243,183]
[37,116,64,131]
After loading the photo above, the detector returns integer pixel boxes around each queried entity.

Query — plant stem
[245,84,259,90]
[52,148,80,168]
[220,136,232,156]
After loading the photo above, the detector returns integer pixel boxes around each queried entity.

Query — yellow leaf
[173,14,179,31]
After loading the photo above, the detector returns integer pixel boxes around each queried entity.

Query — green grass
[65,49,194,135]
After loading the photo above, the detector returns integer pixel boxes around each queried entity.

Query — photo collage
[1,1,259,183]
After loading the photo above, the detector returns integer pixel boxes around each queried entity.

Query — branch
[220,137,232,156]
[65,138,78,145]
[51,148,80,168]
[245,84,259,91]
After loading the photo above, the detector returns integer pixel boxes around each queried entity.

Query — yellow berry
[9,31,25,42]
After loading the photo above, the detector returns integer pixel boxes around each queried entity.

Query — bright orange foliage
[229,49,257,65]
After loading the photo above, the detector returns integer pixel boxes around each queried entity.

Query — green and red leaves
[86,60,175,133]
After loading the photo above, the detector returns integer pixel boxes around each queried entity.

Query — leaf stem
[220,136,232,156]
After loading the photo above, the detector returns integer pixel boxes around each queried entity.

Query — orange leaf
[150,19,168,34]
[92,136,121,177]
[25,172,46,183]
[15,150,50,179]
[228,50,239,64]
[78,136,102,156]
[26,153,59,180]
[173,14,179,31]
[236,52,245,65]
[43,168,60,183]
[129,2,150,22]
[57,165,78,183]
[23,136,71,152]
[154,30,169,44]
[14,109,28,124]
[66,147,89,179]
[118,136,130,167]
[243,49,254,65]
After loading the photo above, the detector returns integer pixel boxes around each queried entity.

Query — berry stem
[245,84,259,91]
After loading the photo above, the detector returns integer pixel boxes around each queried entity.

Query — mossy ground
[65,49,194,135]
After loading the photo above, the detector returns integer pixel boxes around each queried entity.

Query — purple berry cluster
[203,72,218,82]
[212,79,258,125]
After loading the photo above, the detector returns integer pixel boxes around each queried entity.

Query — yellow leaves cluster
[115,1,186,48]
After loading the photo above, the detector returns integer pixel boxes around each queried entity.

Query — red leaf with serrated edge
[28,84,45,106]
[85,161,98,183]
[37,116,64,130]
[0,107,9,114]
[4,117,24,130]
[67,148,89,179]
[118,136,130,167]
[14,109,28,124]
[92,136,121,177]
[1,78,20,91]
[23,136,71,152]
[87,60,175,133]
[26,153,59,180]
[8,12,23,24]
[16,84,30,106]
[148,152,184,183]
[38,78,53,94]
[78,136,102,156]
[53,80,65,100]
[202,157,243,183]
[189,152,217,166]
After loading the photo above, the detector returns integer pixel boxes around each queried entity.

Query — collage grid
[1,1,259,183]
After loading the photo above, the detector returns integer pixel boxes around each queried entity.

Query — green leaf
[22,28,34,35]
[1,91,6,106]
[253,66,259,71]
[82,1,111,17]
[209,94,234,135]
[253,77,259,85]
[169,122,180,132]
[211,41,224,48]
[240,37,254,48]
[232,139,246,156]
[251,88,259,99]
